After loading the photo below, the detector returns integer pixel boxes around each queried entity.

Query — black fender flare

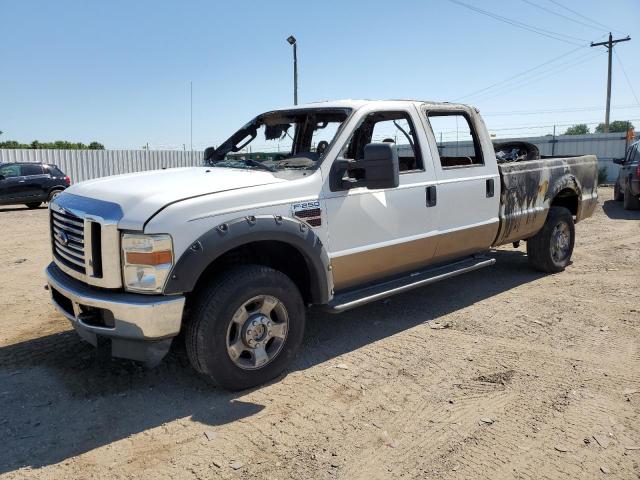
[163,215,333,304]
[547,174,581,201]
[547,173,582,213]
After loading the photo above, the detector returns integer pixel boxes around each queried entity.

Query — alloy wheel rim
[226,295,289,370]
[550,221,570,263]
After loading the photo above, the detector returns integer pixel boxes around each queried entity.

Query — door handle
[486,178,495,198]
[426,185,437,207]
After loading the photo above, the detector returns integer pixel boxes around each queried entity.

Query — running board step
[325,255,495,313]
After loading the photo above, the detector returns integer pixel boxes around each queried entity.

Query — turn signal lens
[125,250,172,266]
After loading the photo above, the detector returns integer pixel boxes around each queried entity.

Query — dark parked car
[0,162,70,209]
[613,140,640,210]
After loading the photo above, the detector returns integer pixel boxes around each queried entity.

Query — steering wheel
[316,141,330,156]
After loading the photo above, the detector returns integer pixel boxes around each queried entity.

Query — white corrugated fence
[0,149,203,183]
[1,131,637,183]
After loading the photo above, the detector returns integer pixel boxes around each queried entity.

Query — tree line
[0,131,104,149]
[564,121,634,136]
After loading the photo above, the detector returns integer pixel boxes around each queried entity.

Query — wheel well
[551,188,578,216]
[191,240,313,303]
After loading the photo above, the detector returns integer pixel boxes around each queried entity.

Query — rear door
[420,106,500,260]
[19,163,48,201]
[322,105,440,291]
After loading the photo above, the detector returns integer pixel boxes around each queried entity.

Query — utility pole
[286,36,298,105]
[190,81,193,152]
[591,33,631,133]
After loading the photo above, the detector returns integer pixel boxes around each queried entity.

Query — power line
[483,104,640,116]
[447,0,587,45]
[487,118,640,132]
[470,49,603,103]
[520,0,604,32]
[454,44,588,101]
[614,49,640,106]
[547,0,627,36]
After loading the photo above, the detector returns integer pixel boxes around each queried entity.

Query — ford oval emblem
[56,230,69,246]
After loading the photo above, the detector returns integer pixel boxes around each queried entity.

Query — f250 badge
[291,200,322,228]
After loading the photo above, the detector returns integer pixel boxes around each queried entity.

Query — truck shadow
[0,249,542,474]
[601,199,640,220]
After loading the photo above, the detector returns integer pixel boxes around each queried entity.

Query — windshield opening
[207,108,351,171]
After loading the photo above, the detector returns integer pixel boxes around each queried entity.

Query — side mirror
[361,143,400,189]
[612,157,625,165]
[203,146,216,162]
[330,143,400,191]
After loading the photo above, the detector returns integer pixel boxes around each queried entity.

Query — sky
[1,0,638,149]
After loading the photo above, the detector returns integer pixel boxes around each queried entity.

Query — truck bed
[493,154,598,246]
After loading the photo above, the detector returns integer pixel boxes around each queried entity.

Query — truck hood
[66,167,287,230]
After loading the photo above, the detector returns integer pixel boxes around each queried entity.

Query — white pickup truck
[46,100,598,389]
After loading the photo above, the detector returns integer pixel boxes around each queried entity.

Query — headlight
[122,233,173,293]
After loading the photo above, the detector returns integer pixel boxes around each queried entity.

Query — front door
[322,106,439,291]
[0,164,25,203]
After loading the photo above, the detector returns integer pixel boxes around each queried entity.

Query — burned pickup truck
[46,100,598,389]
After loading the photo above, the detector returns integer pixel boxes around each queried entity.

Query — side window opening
[341,111,423,173]
[427,112,484,168]
[21,164,44,176]
[0,164,21,178]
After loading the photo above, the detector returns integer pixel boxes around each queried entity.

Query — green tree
[0,139,106,149]
[564,124,590,135]
[595,120,634,133]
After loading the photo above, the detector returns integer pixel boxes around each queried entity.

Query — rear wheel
[613,182,624,201]
[25,202,42,209]
[623,183,640,210]
[185,265,305,390]
[48,189,63,202]
[526,206,575,273]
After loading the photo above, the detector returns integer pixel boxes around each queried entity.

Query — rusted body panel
[493,154,598,246]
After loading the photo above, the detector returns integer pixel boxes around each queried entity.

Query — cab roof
[277,99,476,111]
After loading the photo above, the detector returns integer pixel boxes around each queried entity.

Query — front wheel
[185,265,305,390]
[526,206,575,273]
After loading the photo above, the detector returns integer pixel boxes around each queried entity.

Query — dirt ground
[0,186,639,480]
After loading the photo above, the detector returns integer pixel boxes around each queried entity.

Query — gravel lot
[1,186,639,480]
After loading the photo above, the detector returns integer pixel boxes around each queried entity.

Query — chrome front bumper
[46,262,185,363]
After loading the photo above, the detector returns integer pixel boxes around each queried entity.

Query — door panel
[0,164,25,202]
[326,184,438,290]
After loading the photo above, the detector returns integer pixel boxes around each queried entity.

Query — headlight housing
[122,233,173,293]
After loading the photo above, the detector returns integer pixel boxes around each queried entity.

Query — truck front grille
[51,210,86,274]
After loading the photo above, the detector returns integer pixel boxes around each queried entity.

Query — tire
[185,264,305,390]
[526,206,575,273]
[25,202,42,209]
[623,183,640,210]
[48,189,63,202]
[613,182,624,201]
